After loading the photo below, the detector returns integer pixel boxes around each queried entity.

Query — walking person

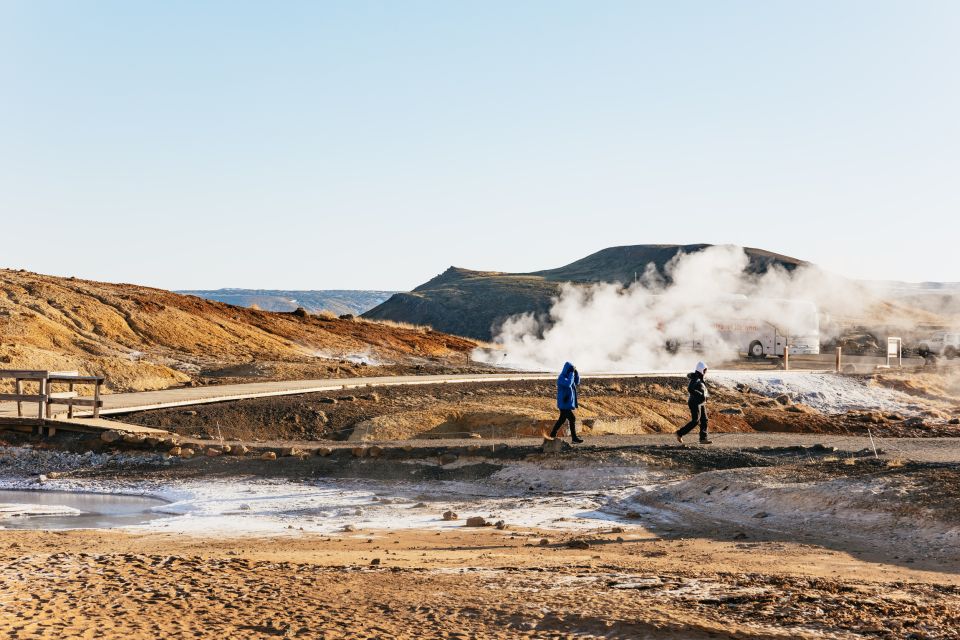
[550,362,583,444]
[675,361,712,444]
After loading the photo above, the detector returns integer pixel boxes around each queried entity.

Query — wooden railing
[0,370,104,419]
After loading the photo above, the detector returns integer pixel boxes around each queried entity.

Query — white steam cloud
[473,245,886,372]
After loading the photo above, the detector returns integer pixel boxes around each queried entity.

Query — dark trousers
[677,402,708,439]
[550,409,577,438]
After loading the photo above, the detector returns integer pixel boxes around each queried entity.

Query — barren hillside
[0,270,478,392]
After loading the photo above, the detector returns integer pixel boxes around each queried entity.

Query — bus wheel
[748,341,764,359]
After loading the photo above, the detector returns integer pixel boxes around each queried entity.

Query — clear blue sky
[2,1,958,290]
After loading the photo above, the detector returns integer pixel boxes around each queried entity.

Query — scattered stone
[370,558,381,565]
[168,446,182,456]
[753,511,771,519]
[181,410,198,417]
[37,474,47,484]
[465,516,489,527]
[205,447,222,457]
[719,408,743,415]
[495,520,506,530]
[442,510,458,521]
[260,451,277,461]
[100,430,122,443]
[318,397,337,405]
[180,448,195,459]
[339,395,357,402]
[315,447,333,457]
[566,539,590,550]
[539,538,550,546]
[280,447,305,457]
[232,445,250,456]
[438,453,458,466]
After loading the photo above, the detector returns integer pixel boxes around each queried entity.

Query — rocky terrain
[0,269,479,393]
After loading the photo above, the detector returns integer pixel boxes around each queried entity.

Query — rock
[342,524,356,532]
[464,516,489,527]
[37,474,47,483]
[220,444,232,454]
[205,448,222,457]
[144,436,160,446]
[438,453,458,466]
[903,416,925,427]
[292,306,309,318]
[318,397,337,405]
[315,447,333,457]
[566,539,590,549]
[950,418,960,425]
[181,410,198,417]
[352,447,368,458]
[413,502,428,508]
[542,438,568,453]
[753,511,771,519]
[100,431,122,443]
[260,451,277,460]
[719,408,743,415]
[784,405,805,413]
[232,445,250,456]
[539,538,550,546]
[468,433,482,439]
[361,393,379,402]
[368,446,384,458]
[239,503,251,511]
[168,446,182,456]
[733,532,748,540]
[775,394,792,405]
[370,558,380,565]
[180,448,195,459]
[280,447,305,457]
[122,433,145,444]
[495,520,506,530]
[610,527,625,534]
[313,411,328,424]
[442,510,458,521]
[339,395,356,402]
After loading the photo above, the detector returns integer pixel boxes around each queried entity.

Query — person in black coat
[675,361,712,444]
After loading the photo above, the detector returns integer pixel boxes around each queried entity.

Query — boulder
[775,394,792,405]
[168,446,182,457]
[122,433,145,444]
[950,418,960,425]
[495,520,506,530]
[232,445,250,456]
[100,430,122,443]
[180,448,195,459]
[442,510,458,521]
[538,538,550,546]
[260,451,278,460]
[464,516,489,527]
[205,448,222,457]
[315,447,333,457]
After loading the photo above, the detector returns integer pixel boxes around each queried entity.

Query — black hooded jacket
[686,371,708,405]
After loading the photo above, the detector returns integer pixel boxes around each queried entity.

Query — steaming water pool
[0,489,169,530]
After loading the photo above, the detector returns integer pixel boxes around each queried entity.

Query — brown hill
[0,270,477,392]
[364,244,808,340]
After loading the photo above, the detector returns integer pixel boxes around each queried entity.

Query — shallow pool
[0,489,169,530]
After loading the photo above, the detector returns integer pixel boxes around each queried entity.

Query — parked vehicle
[662,298,821,358]
[917,331,960,358]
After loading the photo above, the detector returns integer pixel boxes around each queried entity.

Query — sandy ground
[2,524,959,640]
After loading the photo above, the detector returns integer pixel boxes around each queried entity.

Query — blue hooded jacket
[556,362,580,410]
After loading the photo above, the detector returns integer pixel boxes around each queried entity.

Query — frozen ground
[0,456,664,535]
[712,371,928,414]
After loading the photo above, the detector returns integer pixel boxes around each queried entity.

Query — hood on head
[561,362,575,375]
[695,361,708,374]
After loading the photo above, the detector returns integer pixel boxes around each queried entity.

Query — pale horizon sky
[2,1,958,291]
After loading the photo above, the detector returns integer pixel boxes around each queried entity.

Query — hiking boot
[571,436,584,444]
[699,438,712,445]
[675,431,684,444]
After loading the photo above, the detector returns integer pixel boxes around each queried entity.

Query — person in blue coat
[550,362,583,443]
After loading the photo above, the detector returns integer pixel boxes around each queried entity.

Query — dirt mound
[0,269,477,392]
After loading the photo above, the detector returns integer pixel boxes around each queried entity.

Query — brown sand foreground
[2,526,958,639]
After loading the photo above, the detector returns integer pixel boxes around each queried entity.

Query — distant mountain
[363,244,807,340]
[177,289,396,316]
